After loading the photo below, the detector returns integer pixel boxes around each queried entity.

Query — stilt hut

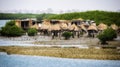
[48,20,62,39]
[49,24,61,39]
[87,25,98,37]
[110,24,118,30]
[97,23,108,31]
[78,24,87,33]
[40,19,51,35]
[59,20,69,31]
[68,24,80,38]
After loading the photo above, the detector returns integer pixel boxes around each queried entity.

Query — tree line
[0,13,38,20]
[0,10,120,26]
[47,10,120,26]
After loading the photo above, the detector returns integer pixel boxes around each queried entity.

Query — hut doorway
[21,21,29,30]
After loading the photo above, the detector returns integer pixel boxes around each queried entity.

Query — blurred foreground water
[0,52,120,67]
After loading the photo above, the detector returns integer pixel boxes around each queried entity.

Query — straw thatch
[40,19,51,30]
[42,21,51,25]
[68,24,79,31]
[87,25,98,31]
[60,23,68,30]
[110,24,118,30]
[97,23,108,30]
[41,24,51,30]
[59,20,69,23]
[79,24,87,31]
[91,23,96,26]
[72,18,83,21]
[49,24,61,31]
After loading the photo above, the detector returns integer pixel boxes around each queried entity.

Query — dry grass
[0,46,120,60]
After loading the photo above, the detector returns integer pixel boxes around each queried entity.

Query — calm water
[0,20,10,28]
[0,52,120,67]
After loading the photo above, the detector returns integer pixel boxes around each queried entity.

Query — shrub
[97,28,117,44]
[0,21,24,37]
[27,28,37,36]
[62,32,72,40]
[6,21,15,26]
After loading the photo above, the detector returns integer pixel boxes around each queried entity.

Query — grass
[0,46,120,60]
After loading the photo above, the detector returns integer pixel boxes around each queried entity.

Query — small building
[15,19,40,30]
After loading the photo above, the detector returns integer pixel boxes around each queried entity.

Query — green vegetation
[97,28,117,44]
[27,28,37,36]
[62,32,72,40]
[0,13,37,20]
[0,13,55,20]
[0,46,120,60]
[0,21,24,37]
[1,11,120,26]
[47,11,120,26]
[36,13,55,21]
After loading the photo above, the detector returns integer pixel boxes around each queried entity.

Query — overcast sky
[0,0,120,13]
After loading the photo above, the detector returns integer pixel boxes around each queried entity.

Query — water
[0,20,10,28]
[0,52,120,67]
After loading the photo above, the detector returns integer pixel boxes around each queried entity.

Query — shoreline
[0,46,120,60]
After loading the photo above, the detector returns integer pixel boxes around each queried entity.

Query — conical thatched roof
[87,25,98,31]
[60,23,68,30]
[79,24,87,31]
[91,23,96,26]
[110,24,118,30]
[42,21,51,25]
[41,24,51,30]
[40,20,51,30]
[49,24,61,31]
[97,23,108,30]
[68,24,79,31]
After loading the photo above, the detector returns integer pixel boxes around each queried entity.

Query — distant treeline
[0,10,120,26]
[0,13,55,20]
[0,13,37,20]
[47,11,120,26]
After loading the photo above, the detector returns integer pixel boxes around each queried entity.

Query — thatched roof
[79,24,87,31]
[49,24,61,31]
[41,24,51,30]
[59,20,69,23]
[91,23,96,26]
[68,24,79,31]
[60,23,68,30]
[42,21,51,25]
[110,24,118,30]
[87,25,98,31]
[72,18,83,21]
[97,23,108,30]
[40,19,51,30]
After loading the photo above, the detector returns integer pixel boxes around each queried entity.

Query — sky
[0,0,120,13]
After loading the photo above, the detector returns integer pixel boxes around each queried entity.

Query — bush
[0,21,24,37]
[27,28,37,36]
[97,28,117,44]
[62,32,72,40]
